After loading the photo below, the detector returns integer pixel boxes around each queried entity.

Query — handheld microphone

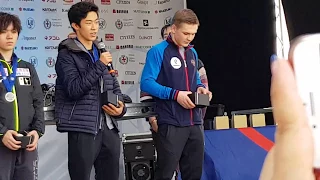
[97,40,115,77]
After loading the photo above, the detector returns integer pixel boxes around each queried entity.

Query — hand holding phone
[289,34,320,169]
[14,134,34,149]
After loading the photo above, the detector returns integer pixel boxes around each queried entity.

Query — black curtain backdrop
[282,0,320,40]
[187,0,275,115]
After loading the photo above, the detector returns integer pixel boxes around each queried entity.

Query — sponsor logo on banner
[113,9,128,13]
[116,0,130,4]
[155,0,170,4]
[139,62,146,65]
[105,34,114,41]
[121,80,134,85]
[155,8,172,14]
[119,55,128,64]
[29,56,38,67]
[63,0,73,5]
[139,35,152,40]
[135,45,153,49]
[115,19,134,29]
[44,19,62,29]
[99,18,106,29]
[137,0,148,5]
[0,7,14,11]
[47,74,57,78]
[164,16,172,25]
[62,9,69,12]
[116,45,133,49]
[120,35,135,40]
[119,54,135,64]
[101,0,111,5]
[46,57,56,67]
[26,18,35,29]
[45,46,58,50]
[42,0,56,3]
[125,71,136,75]
[137,20,158,30]
[21,46,38,50]
[133,10,150,14]
[21,36,36,41]
[44,36,60,40]
[19,7,35,11]
[43,8,57,12]
[100,9,108,13]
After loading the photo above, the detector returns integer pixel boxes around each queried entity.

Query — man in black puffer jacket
[54,2,126,180]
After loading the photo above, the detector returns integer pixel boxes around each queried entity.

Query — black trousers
[0,146,38,180]
[68,126,120,180]
[155,124,204,180]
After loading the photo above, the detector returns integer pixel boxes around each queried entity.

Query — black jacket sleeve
[29,64,45,137]
[112,77,127,118]
[55,49,107,100]
[0,123,8,136]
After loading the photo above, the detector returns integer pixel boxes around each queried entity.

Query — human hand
[102,101,124,116]
[26,130,39,152]
[177,91,195,109]
[259,56,319,180]
[100,51,112,66]
[197,87,212,101]
[149,117,158,132]
[1,130,21,150]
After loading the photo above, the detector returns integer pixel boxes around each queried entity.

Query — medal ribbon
[0,54,18,93]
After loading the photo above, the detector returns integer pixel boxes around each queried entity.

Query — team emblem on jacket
[170,57,181,69]
[191,59,196,67]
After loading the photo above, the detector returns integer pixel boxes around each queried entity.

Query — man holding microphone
[54,2,126,180]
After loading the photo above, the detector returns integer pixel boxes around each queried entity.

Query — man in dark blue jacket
[141,9,212,180]
[54,2,126,180]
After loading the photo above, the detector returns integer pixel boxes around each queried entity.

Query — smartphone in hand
[289,33,320,168]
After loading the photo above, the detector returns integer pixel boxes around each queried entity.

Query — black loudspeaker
[122,132,156,180]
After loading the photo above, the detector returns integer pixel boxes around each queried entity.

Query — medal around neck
[5,92,15,102]
[0,55,19,103]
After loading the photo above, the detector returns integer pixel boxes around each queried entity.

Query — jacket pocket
[68,101,77,122]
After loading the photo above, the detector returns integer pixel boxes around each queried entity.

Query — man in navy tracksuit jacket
[141,9,212,180]
[54,2,126,180]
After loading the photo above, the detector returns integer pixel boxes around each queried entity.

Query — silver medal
[5,92,15,102]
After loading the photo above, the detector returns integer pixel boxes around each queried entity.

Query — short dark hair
[161,24,171,39]
[0,12,22,34]
[68,2,99,32]
[172,9,199,27]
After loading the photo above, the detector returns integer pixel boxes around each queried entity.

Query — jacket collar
[58,38,100,53]
[166,33,194,50]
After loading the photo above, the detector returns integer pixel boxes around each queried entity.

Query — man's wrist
[149,119,156,124]
[31,130,43,138]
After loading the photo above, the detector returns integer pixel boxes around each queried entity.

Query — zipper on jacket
[179,50,194,125]
[96,88,100,135]
[0,60,20,131]
[85,49,99,136]
[68,102,77,122]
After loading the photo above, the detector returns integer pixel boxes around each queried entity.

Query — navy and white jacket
[54,38,126,135]
[140,36,205,126]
